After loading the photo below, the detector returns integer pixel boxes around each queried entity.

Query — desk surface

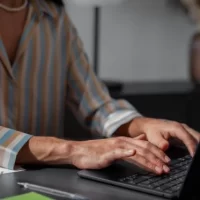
[0,167,166,200]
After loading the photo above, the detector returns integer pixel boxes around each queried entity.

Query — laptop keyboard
[118,155,192,194]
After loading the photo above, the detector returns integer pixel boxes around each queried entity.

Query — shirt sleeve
[0,126,32,169]
[65,13,142,137]
[103,110,142,137]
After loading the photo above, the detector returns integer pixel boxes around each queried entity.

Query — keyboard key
[170,184,181,192]
[173,177,184,185]
[151,182,163,188]
[139,180,151,185]
[133,176,149,184]
[170,168,184,175]
[180,165,189,171]
[156,178,172,186]
[157,184,172,191]
[170,159,180,165]
[148,176,163,183]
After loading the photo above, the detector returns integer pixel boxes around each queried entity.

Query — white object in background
[67,0,126,6]
[0,166,24,175]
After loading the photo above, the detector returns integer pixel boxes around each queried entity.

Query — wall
[66,0,195,81]
[66,3,94,63]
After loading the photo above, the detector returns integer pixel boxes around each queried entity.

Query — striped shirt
[0,0,141,169]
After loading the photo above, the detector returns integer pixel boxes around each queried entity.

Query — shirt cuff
[0,127,32,169]
[102,110,142,137]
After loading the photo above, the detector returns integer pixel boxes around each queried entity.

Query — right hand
[70,137,171,174]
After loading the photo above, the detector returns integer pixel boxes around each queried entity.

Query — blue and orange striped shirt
[0,0,141,169]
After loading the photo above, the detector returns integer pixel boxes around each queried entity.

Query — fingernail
[155,166,162,174]
[191,150,195,157]
[165,156,171,163]
[163,165,170,173]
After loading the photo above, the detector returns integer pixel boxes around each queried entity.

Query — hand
[70,137,170,174]
[127,117,200,156]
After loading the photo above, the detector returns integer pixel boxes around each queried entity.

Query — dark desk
[0,167,165,200]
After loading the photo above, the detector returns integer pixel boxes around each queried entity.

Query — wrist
[113,117,147,137]
[66,140,89,167]
[59,140,77,165]
[128,116,149,137]
[113,116,143,137]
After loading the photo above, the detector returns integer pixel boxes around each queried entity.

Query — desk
[0,167,165,200]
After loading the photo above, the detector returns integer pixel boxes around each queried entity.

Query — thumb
[148,133,169,151]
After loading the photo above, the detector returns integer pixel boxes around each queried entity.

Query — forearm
[16,136,74,165]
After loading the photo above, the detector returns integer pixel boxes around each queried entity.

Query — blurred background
[66,0,196,81]
[64,0,200,139]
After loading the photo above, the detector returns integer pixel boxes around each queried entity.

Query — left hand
[117,117,200,156]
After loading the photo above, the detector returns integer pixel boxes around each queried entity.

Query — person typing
[0,0,199,175]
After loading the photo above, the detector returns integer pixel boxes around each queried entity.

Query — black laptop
[78,144,200,200]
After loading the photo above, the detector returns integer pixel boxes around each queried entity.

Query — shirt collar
[29,0,57,20]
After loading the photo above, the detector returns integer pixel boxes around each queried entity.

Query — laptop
[78,144,200,200]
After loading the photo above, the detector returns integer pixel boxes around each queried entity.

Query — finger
[125,155,164,175]
[117,138,170,174]
[182,124,200,143]
[147,133,169,151]
[105,148,136,164]
[124,156,155,174]
[121,137,170,165]
[134,144,170,173]
[115,137,169,173]
[170,124,197,156]
[134,140,171,164]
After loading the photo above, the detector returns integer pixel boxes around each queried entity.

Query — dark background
[65,81,200,141]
